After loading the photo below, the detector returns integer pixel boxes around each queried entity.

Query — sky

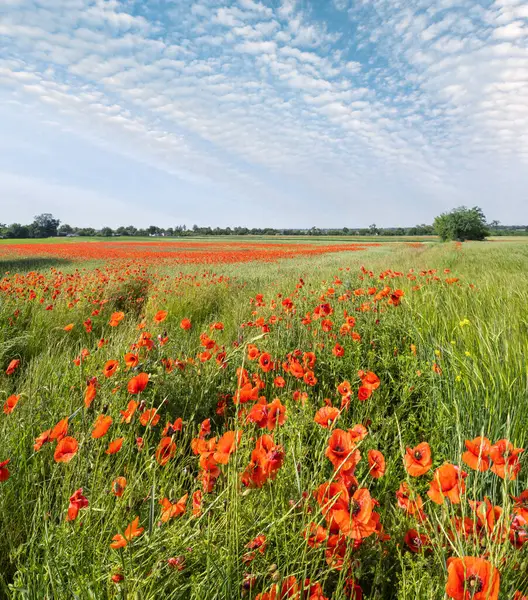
[0,0,527,229]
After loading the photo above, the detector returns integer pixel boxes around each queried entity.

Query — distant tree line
[0,213,526,239]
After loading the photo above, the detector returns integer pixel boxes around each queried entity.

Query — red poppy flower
[103,360,119,378]
[357,386,372,402]
[54,437,79,463]
[112,477,127,497]
[396,482,424,516]
[156,436,177,466]
[50,418,69,442]
[446,556,500,600]
[404,529,429,553]
[332,487,378,540]
[332,343,344,357]
[258,353,273,373]
[84,382,97,408]
[513,490,528,521]
[358,371,380,391]
[106,438,124,454]
[3,394,20,415]
[427,463,467,505]
[66,488,88,521]
[368,450,386,478]
[6,359,20,375]
[139,408,160,427]
[127,373,149,394]
[192,490,202,517]
[109,311,125,327]
[404,442,432,476]
[302,522,328,550]
[120,400,138,423]
[124,353,139,368]
[180,318,192,330]
[213,430,242,464]
[110,516,144,549]
[160,494,188,522]
[462,437,491,472]
[325,429,360,472]
[154,310,168,323]
[489,439,524,480]
[0,459,10,482]
[91,415,112,438]
[314,406,340,428]
[337,381,351,397]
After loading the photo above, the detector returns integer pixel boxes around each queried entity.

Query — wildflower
[103,360,119,378]
[0,459,10,482]
[213,430,242,464]
[6,359,20,375]
[192,490,202,517]
[66,488,88,521]
[154,310,168,323]
[314,406,340,428]
[127,373,149,394]
[3,394,20,415]
[63,323,74,331]
[427,463,467,505]
[404,443,432,476]
[489,439,524,480]
[156,437,177,466]
[303,523,327,548]
[124,353,139,368]
[462,437,491,472]
[368,450,386,478]
[332,487,378,540]
[512,490,528,521]
[112,477,127,497]
[92,415,112,438]
[404,529,429,553]
[180,318,192,330]
[109,312,125,327]
[54,437,79,463]
[106,438,124,455]
[325,429,360,472]
[160,494,188,522]
[139,408,160,427]
[84,382,97,408]
[120,400,138,423]
[395,482,424,516]
[110,516,144,549]
[445,556,500,600]
[459,319,471,327]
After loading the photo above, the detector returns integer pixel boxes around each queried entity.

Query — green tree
[30,213,60,237]
[433,206,489,241]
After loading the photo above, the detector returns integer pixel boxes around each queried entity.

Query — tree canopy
[433,206,490,242]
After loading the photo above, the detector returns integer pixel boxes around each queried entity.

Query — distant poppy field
[0,239,527,599]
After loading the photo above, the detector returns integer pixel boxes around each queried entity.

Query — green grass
[0,241,527,600]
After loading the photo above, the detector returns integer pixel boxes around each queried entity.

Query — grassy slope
[0,241,527,599]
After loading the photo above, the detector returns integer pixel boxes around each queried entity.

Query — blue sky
[1,0,527,228]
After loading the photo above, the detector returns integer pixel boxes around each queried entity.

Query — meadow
[0,238,527,600]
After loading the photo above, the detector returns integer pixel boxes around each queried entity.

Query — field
[0,238,527,600]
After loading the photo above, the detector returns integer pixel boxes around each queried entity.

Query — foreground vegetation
[0,240,527,599]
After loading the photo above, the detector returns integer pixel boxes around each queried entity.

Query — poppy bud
[138,400,146,412]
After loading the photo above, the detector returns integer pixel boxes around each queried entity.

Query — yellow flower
[434,349,441,357]
[464,351,471,357]
[459,319,470,327]
[456,375,462,382]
